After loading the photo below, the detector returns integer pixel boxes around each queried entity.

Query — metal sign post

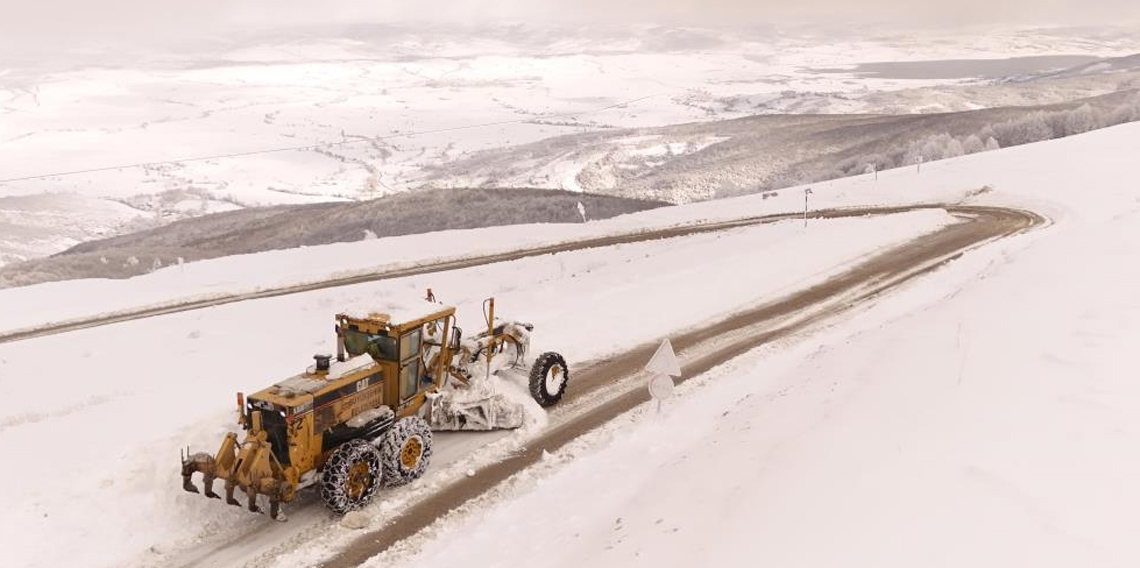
[803,188,813,227]
[648,374,674,414]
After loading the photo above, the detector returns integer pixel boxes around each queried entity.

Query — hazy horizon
[3,0,1139,51]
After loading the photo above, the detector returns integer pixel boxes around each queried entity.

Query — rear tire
[381,416,433,486]
[320,439,383,514]
[529,351,569,407]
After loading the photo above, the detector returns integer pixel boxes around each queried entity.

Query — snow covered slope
[2,120,1139,568]
[349,125,1140,567]
[423,90,1140,202]
[0,188,668,288]
[0,193,150,265]
[3,24,1139,264]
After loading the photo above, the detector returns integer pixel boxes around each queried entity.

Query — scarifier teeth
[182,478,200,494]
[201,475,219,499]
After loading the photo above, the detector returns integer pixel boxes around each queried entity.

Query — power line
[0,94,664,185]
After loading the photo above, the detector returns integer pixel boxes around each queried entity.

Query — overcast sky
[3,0,1139,47]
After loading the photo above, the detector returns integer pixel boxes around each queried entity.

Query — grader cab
[181,297,568,520]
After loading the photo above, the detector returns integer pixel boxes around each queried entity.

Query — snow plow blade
[426,391,525,431]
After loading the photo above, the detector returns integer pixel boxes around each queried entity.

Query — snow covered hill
[3,24,1140,265]
[0,193,150,265]
[0,188,667,288]
[2,118,1139,568]
[424,90,1140,202]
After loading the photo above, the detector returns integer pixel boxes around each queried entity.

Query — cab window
[400,329,422,361]
[343,329,398,360]
[399,329,423,400]
[400,360,420,401]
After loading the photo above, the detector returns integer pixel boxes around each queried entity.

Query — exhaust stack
[335,325,346,362]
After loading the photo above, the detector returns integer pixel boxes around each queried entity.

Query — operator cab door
[398,328,423,403]
[418,316,451,388]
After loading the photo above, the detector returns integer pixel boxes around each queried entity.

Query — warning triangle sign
[645,338,682,378]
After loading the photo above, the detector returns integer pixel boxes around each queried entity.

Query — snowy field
[2,24,1139,265]
[1,117,1139,567]
[0,193,150,265]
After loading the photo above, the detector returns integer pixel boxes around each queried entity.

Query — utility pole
[803,187,813,227]
[917,155,924,174]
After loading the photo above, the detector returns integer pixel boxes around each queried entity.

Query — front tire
[320,439,383,514]
[381,416,433,486]
[529,351,569,407]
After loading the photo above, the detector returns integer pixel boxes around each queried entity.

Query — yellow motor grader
[181,297,568,521]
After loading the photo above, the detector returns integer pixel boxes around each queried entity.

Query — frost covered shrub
[990,112,1055,147]
[835,152,897,177]
[903,133,965,165]
[962,134,986,154]
[1058,104,1102,136]
[1105,93,1140,125]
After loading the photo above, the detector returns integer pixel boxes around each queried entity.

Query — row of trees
[842,93,1140,176]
